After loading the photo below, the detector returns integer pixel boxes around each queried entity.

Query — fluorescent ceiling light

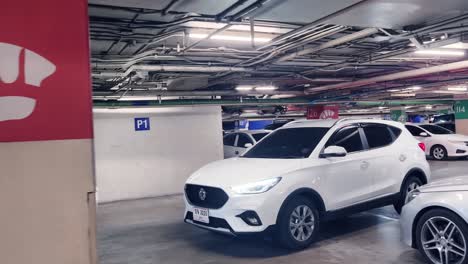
[407,86,422,91]
[387,89,401,92]
[447,86,467,91]
[189,33,271,43]
[442,42,468,49]
[255,85,277,91]
[415,49,465,56]
[425,105,433,109]
[391,93,416,97]
[235,85,253,91]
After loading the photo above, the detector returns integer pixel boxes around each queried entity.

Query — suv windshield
[419,124,453,135]
[242,127,329,159]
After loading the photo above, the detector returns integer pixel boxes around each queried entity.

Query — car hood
[186,157,302,188]
[419,176,468,193]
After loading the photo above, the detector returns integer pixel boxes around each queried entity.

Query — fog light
[237,211,262,226]
[456,149,466,154]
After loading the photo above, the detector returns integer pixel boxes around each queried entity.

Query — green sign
[390,109,407,123]
[454,100,468,120]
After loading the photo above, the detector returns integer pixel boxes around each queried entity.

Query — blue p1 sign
[134,117,150,131]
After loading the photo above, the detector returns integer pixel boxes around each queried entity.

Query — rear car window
[326,126,364,153]
[252,133,268,141]
[237,133,253,148]
[223,134,236,146]
[362,124,393,149]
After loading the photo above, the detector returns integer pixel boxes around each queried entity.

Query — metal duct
[306,60,468,93]
[275,28,380,62]
[93,64,253,78]
[93,89,305,98]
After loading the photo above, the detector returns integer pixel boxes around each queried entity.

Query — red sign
[0,0,93,142]
[307,105,339,120]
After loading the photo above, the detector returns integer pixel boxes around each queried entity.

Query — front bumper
[446,142,468,157]
[400,195,426,248]
[184,188,282,235]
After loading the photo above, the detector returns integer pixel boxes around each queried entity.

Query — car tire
[431,145,448,160]
[275,196,320,250]
[394,176,423,214]
[415,208,468,264]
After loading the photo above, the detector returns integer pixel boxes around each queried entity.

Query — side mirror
[419,132,429,137]
[319,146,347,158]
[244,143,253,148]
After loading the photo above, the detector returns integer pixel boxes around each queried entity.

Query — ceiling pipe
[275,28,380,62]
[257,0,371,50]
[93,89,305,98]
[306,60,468,94]
[216,0,249,21]
[93,64,253,78]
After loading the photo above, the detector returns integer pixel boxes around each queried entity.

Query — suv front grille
[185,184,229,209]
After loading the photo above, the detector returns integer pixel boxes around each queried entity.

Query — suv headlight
[406,189,421,204]
[231,177,282,194]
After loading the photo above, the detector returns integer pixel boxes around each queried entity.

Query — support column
[454,100,468,135]
[0,1,96,264]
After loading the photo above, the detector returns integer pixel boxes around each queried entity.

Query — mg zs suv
[184,119,430,249]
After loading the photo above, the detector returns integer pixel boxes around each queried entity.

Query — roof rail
[332,117,379,126]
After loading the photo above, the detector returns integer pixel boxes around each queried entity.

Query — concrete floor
[97,160,468,264]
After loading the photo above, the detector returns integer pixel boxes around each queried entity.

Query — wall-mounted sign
[307,105,339,120]
[135,117,150,131]
[454,100,468,120]
[0,2,93,142]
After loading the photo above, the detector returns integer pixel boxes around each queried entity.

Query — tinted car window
[237,133,253,148]
[362,125,393,149]
[389,126,402,138]
[405,125,425,136]
[252,133,268,141]
[326,126,364,153]
[243,128,329,159]
[420,124,453,135]
[223,134,236,146]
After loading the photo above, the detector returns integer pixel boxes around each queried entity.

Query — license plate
[193,207,209,224]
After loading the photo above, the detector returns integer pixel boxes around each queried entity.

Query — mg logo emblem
[198,188,207,201]
[0,42,56,122]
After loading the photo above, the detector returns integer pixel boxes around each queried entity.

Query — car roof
[283,118,405,129]
[225,130,270,135]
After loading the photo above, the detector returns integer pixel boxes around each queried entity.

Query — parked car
[401,176,468,264]
[223,130,270,158]
[264,119,294,131]
[184,118,430,249]
[432,113,456,132]
[405,123,468,160]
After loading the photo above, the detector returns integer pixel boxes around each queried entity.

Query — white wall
[93,106,223,203]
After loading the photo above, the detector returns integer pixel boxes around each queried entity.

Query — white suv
[184,119,431,249]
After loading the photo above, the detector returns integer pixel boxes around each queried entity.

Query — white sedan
[405,123,468,160]
[401,176,468,264]
[223,130,269,158]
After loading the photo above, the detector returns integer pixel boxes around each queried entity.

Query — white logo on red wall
[0,42,56,122]
[319,109,336,119]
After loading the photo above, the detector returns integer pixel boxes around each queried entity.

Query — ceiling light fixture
[189,33,271,43]
[235,85,254,91]
[442,42,468,49]
[255,85,277,91]
[425,105,433,109]
[391,93,416,97]
[408,86,422,91]
[415,49,465,56]
[447,86,467,91]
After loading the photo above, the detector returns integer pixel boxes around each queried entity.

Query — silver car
[401,176,468,264]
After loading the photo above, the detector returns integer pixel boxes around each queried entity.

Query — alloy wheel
[421,216,467,264]
[289,205,315,242]
[433,147,445,160]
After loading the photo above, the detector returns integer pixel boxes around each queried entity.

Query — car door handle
[235,151,239,155]
[361,161,369,170]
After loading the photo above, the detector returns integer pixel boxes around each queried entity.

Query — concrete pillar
[0,1,97,264]
[454,100,468,135]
